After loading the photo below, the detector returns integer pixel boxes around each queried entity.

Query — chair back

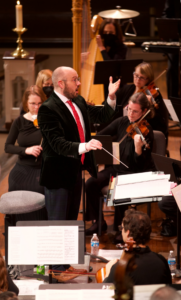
[152,130,166,156]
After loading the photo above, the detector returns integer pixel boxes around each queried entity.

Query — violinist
[103,210,172,285]
[85,92,156,236]
[116,62,168,141]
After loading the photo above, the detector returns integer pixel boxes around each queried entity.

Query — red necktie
[67,100,85,164]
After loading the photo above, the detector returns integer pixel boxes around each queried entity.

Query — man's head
[150,286,181,300]
[122,209,151,245]
[0,292,18,300]
[52,67,81,99]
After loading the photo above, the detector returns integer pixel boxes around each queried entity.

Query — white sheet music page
[8,226,78,265]
[172,184,181,212]
[36,289,114,300]
[163,99,179,122]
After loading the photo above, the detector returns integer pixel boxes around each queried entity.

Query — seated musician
[116,62,168,141]
[85,92,156,235]
[103,209,172,285]
[96,18,127,61]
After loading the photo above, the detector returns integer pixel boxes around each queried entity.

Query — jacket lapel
[51,92,80,139]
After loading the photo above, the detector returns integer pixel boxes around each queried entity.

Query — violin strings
[102,147,129,169]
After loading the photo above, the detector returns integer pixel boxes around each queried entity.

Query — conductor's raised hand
[108,76,121,100]
[85,139,102,152]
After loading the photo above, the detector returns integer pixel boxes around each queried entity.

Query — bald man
[38,66,119,222]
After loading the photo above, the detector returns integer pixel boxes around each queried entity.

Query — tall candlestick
[16,1,23,30]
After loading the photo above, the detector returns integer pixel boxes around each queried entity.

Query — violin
[138,83,159,109]
[138,69,167,109]
[95,237,135,284]
[119,109,151,150]
[126,119,150,149]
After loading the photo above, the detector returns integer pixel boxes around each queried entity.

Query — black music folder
[94,59,143,85]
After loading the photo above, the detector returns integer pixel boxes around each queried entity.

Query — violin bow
[118,108,151,146]
[142,69,167,93]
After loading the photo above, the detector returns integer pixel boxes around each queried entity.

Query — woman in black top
[5,86,46,195]
[85,92,156,235]
[96,18,127,61]
[116,62,168,140]
[104,210,171,285]
[96,18,127,100]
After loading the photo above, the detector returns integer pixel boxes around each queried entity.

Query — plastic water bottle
[91,233,99,256]
[36,265,45,275]
[168,250,176,275]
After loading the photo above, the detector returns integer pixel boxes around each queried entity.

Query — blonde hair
[0,252,8,292]
[135,62,154,84]
[36,69,53,89]
[22,85,47,112]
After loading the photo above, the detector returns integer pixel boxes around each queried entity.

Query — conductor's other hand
[25,145,43,157]
[108,76,121,100]
[85,139,102,151]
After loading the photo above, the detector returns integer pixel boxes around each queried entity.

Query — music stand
[94,59,143,85]
[13,220,84,283]
[151,153,181,274]
[169,97,181,128]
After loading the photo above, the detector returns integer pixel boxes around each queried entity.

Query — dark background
[0,1,166,40]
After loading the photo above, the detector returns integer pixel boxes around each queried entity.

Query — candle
[15,1,23,30]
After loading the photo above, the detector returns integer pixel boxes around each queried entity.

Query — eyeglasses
[28,102,42,107]
[62,77,80,83]
[133,72,147,81]
[128,107,142,115]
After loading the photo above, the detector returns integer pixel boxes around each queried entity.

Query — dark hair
[123,210,151,245]
[0,292,18,300]
[22,85,47,113]
[135,62,154,84]
[128,92,155,119]
[99,18,123,43]
[0,252,8,292]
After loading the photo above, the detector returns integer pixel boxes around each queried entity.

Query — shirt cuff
[107,96,116,110]
[79,143,88,154]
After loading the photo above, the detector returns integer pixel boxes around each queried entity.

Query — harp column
[72,0,82,77]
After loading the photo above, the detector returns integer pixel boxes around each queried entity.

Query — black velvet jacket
[38,92,116,190]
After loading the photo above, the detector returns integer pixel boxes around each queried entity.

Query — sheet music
[36,289,114,300]
[114,179,172,200]
[8,226,78,265]
[13,280,44,295]
[171,184,181,212]
[117,172,170,185]
[163,99,180,122]
[98,249,123,261]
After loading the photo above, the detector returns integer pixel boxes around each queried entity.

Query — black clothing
[5,115,42,167]
[101,43,127,100]
[85,116,156,222]
[116,84,168,140]
[4,115,47,221]
[104,246,172,285]
[5,115,44,195]
[101,43,127,61]
[38,93,115,190]
[7,273,19,295]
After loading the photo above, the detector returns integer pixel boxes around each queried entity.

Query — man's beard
[63,83,76,99]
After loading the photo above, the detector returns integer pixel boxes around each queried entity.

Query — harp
[72,0,104,105]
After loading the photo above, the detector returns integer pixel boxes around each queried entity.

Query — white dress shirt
[54,90,116,154]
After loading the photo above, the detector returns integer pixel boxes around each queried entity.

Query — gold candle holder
[11,27,29,58]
